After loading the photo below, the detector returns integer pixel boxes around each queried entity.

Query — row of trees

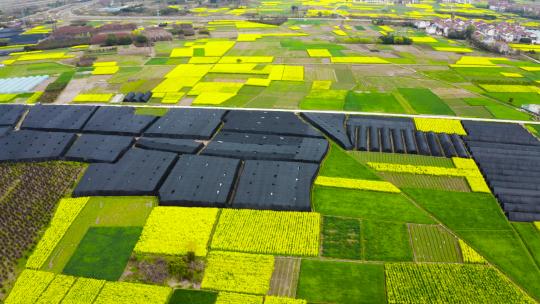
[104,34,148,47]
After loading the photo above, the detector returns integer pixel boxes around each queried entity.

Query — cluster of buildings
[415,18,539,53]
[488,0,540,19]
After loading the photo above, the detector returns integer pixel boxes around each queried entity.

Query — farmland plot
[385,263,535,303]
[268,257,301,298]
[322,216,362,259]
[211,209,320,256]
[63,227,142,280]
[297,260,386,304]
[408,224,461,263]
[201,251,274,295]
[0,162,84,298]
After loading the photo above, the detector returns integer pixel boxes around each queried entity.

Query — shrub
[135,35,148,44]
[379,34,412,45]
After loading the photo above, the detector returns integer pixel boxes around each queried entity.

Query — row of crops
[385,263,536,303]
[6,268,308,304]
[0,162,83,294]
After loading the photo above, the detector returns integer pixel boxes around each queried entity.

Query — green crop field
[313,186,435,224]
[297,260,386,304]
[398,88,455,116]
[344,92,407,113]
[63,227,142,280]
[42,196,156,273]
[363,220,413,261]
[405,189,540,299]
[512,222,540,266]
[408,224,461,263]
[168,289,218,304]
[322,216,362,259]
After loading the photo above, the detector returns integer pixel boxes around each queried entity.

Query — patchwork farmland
[0,103,539,304]
[1,0,540,303]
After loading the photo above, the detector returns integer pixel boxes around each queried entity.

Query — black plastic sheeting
[344,115,468,158]
[223,111,322,138]
[438,133,457,157]
[426,132,442,157]
[464,121,540,222]
[144,108,226,139]
[0,127,10,138]
[73,148,177,196]
[8,34,47,45]
[0,105,27,127]
[450,133,468,158]
[414,131,430,155]
[357,126,368,151]
[349,126,466,158]
[463,120,540,146]
[65,134,134,163]
[403,129,417,154]
[21,105,97,132]
[0,130,76,162]
[392,129,404,153]
[202,132,328,163]
[124,91,152,103]
[232,160,319,211]
[381,128,392,152]
[159,155,240,207]
[136,137,203,154]
[300,113,352,149]
[83,107,157,135]
[347,115,415,131]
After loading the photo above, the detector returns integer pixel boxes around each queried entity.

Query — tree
[291,5,298,16]
[465,25,476,39]
[117,36,133,45]
[135,35,148,44]
[168,258,188,279]
[105,34,117,46]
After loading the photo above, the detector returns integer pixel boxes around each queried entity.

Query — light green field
[42,196,156,273]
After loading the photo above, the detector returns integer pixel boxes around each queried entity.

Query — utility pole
[21,8,26,27]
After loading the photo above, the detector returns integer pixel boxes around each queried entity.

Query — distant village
[415,18,540,54]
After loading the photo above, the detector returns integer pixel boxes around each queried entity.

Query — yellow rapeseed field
[134,207,219,256]
[211,209,320,256]
[414,118,467,135]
